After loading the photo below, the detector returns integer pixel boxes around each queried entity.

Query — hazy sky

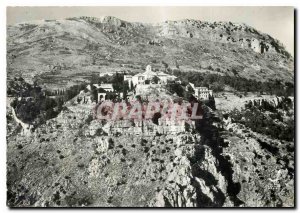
[7,6,294,56]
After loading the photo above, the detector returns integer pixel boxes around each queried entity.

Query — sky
[7,6,294,56]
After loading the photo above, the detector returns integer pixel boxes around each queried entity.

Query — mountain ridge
[7,16,294,90]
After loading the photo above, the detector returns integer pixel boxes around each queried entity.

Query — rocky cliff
[7,93,294,207]
[7,101,229,207]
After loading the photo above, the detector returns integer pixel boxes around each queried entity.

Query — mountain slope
[7,16,294,89]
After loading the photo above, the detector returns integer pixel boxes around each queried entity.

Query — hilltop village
[84,65,213,103]
[66,64,214,136]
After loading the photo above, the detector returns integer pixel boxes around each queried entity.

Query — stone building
[124,65,177,87]
[194,87,213,100]
[86,84,114,92]
[186,83,213,100]
[96,84,114,92]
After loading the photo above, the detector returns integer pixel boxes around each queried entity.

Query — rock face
[157,20,280,55]
[221,117,294,207]
[6,91,294,207]
[245,96,294,108]
[7,16,294,90]
[5,95,225,207]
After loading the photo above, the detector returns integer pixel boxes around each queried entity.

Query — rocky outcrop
[7,99,231,207]
[245,96,294,109]
[156,19,289,57]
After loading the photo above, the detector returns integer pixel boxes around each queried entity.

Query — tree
[91,85,98,103]
[210,82,225,92]
[152,76,160,84]
[205,96,216,110]
[175,61,180,69]
[162,61,169,70]
[130,81,134,90]
[167,83,185,97]
[112,73,124,92]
